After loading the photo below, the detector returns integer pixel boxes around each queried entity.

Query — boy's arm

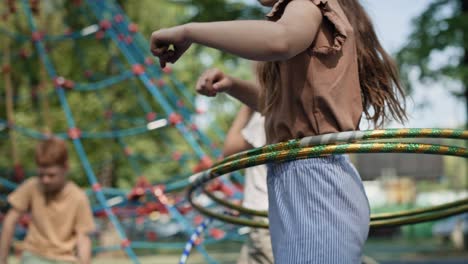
[223,105,254,157]
[1,179,35,264]
[75,196,95,264]
[225,78,261,112]
[0,209,22,264]
[76,234,92,264]
[196,68,261,110]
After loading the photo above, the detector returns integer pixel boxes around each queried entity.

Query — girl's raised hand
[150,25,191,68]
[196,68,233,97]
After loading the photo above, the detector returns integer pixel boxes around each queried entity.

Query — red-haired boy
[0,137,95,264]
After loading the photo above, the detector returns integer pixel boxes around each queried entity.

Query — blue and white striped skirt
[267,155,370,263]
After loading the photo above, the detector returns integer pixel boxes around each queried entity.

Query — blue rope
[74,70,135,91]
[8,122,164,139]
[0,178,18,190]
[0,24,101,42]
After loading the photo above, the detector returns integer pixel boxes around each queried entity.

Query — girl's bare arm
[151,0,322,65]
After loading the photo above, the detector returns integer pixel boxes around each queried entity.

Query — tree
[397,0,468,190]
[0,0,264,188]
[396,0,468,128]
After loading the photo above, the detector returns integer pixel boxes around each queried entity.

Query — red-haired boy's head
[35,137,69,194]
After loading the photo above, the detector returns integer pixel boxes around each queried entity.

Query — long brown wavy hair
[257,0,407,127]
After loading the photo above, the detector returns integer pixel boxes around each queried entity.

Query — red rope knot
[31,0,40,16]
[31,31,42,42]
[125,36,133,44]
[72,0,82,6]
[162,66,172,74]
[13,164,25,182]
[114,14,124,23]
[104,110,113,120]
[176,100,184,108]
[92,183,102,192]
[221,184,235,197]
[134,187,145,196]
[168,113,183,125]
[99,20,112,31]
[192,156,213,173]
[124,147,133,156]
[67,127,81,139]
[128,177,149,201]
[144,57,153,65]
[84,70,93,79]
[194,237,203,246]
[54,76,66,87]
[193,215,203,225]
[209,228,225,240]
[201,156,213,169]
[146,112,157,122]
[64,28,72,36]
[54,76,73,89]
[156,79,165,87]
[146,231,157,241]
[171,151,182,161]
[19,215,30,228]
[128,23,138,33]
[152,185,165,197]
[19,49,31,59]
[120,239,131,249]
[95,30,105,40]
[152,185,169,205]
[7,0,16,14]
[132,64,145,75]
[63,79,75,90]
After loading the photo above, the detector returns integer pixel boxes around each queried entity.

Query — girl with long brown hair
[150,0,406,262]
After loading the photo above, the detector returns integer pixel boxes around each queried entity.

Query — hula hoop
[186,129,468,229]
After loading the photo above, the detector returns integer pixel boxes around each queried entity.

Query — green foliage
[0,0,261,188]
[396,0,468,98]
[396,0,468,187]
[171,0,265,22]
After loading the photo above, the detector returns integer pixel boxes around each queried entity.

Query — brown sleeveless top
[264,0,363,144]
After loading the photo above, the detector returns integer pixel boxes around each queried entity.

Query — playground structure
[1,1,468,264]
[1,0,246,263]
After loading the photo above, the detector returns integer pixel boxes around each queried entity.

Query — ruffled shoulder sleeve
[265,0,291,21]
[266,0,348,55]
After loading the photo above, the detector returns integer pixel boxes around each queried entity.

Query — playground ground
[7,238,468,263]
[8,252,468,264]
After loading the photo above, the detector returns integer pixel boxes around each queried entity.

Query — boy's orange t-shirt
[8,178,95,262]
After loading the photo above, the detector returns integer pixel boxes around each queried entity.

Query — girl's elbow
[265,26,314,60]
[262,26,292,60]
[267,39,292,60]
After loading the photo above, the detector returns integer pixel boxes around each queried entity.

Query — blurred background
[0,0,467,263]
